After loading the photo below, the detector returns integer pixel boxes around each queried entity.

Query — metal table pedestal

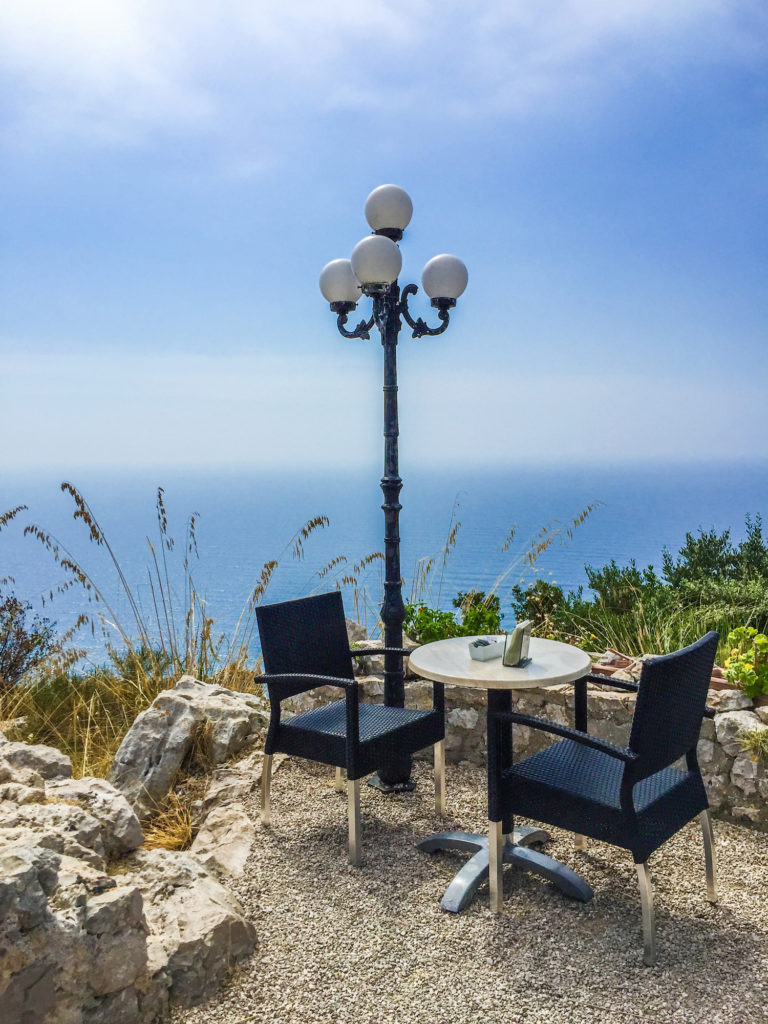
[418,826,594,913]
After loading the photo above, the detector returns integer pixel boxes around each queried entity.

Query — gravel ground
[172,758,768,1024]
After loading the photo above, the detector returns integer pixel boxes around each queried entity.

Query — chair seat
[278,699,443,779]
[504,738,708,861]
[508,739,688,812]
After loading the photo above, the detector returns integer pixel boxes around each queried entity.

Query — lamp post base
[367,772,417,793]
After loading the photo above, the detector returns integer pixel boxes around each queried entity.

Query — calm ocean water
[2,461,766,661]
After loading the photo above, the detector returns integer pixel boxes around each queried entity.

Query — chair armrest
[490,708,639,764]
[584,672,638,692]
[261,672,358,695]
[348,647,411,658]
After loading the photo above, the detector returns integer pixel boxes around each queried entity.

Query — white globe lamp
[421,254,469,306]
[364,185,413,240]
[351,235,403,291]
[319,259,363,309]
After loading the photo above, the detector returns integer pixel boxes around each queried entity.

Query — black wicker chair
[256,592,446,865]
[487,631,719,965]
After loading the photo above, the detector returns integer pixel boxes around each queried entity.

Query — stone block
[714,710,763,758]
[708,688,754,712]
[190,803,255,878]
[0,739,72,780]
[84,886,145,936]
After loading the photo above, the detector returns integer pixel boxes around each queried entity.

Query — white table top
[408,635,591,691]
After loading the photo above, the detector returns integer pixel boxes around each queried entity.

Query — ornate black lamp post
[319,185,468,789]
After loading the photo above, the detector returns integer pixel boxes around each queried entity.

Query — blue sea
[2,461,766,662]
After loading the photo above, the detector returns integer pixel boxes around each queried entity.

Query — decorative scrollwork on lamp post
[320,185,468,790]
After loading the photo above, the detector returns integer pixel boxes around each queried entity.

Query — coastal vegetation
[2,484,767,787]
[406,515,768,675]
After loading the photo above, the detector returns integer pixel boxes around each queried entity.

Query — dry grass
[409,498,601,619]
[0,483,335,780]
[741,726,768,765]
[142,790,196,851]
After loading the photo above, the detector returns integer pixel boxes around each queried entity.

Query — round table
[409,635,594,912]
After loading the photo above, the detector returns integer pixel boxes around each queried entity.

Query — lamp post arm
[399,283,452,338]
[336,309,376,340]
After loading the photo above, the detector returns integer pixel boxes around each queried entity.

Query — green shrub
[0,588,58,690]
[508,517,768,660]
[404,590,502,644]
[662,514,768,587]
[725,626,768,698]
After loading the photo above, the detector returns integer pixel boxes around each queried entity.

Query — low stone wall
[294,640,768,830]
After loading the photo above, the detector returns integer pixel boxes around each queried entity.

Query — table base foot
[418,830,593,913]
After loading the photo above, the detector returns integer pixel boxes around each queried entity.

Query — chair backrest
[628,631,719,781]
[256,591,354,701]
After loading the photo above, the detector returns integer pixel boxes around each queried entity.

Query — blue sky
[1,1,766,471]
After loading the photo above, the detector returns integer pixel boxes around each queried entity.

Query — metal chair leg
[574,834,587,852]
[261,753,273,825]
[434,740,446,816]
[699,809,718,902]
[347,778,361,866]
[335,766,344,792]
[489,820,505,913]
[636,861,656,966]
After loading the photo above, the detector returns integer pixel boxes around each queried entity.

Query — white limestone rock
[83,885,145,936]
[172,677,268,763]
[201,767,256,811]
[731,754,760,796]
[0,737,72,780]
[46,776,144,857]
[708,688,754,712]
[702,772,729,809]
[714,709,763,757]
[345,617,368,644]
[0,780,46,805]
[109,687,204,820]
[119,848,257,1007]
[109,677,268,820]
[447,707,479,732]
[0,838,60,933]
[1,799,107,866]
[190,803,255,878]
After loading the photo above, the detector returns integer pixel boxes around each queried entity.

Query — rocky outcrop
[117,849,256,1007]
[0,731,257,1024]
[108,677,268,821]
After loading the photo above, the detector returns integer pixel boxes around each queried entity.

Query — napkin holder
[468,637,503,662]
[503,620,533,667]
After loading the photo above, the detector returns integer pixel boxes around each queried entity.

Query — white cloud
[0,0,763,151]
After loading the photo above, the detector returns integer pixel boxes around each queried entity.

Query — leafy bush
[404,590,501,644]
[509,579,577,639]
[662,514,768,587]
[509,516,768,659]
[725,626,768,698]
[453,591,502,636]
[584,560,662,615]
[0,587,58,690]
